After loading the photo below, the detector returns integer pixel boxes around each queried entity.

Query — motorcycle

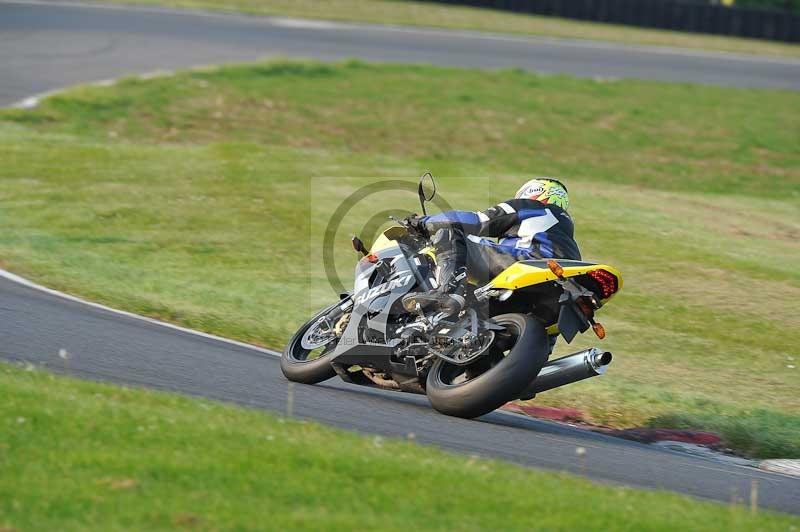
[281,174,623,418]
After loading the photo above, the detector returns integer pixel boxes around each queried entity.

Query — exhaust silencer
[520,348,612,398]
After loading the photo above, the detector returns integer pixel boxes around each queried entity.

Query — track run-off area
[1,0,799,515]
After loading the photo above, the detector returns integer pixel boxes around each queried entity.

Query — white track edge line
[7,71,185,109]
[0,268,281,357]
[3,0,797,473]
[10,77,119,109]
[2,270,794,474]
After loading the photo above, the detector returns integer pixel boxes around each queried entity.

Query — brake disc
[300,317,336,350]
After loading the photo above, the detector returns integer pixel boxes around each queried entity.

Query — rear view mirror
[351,235,368,256]
[418,172,436,215]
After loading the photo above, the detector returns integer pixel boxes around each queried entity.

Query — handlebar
[389,215,429,247]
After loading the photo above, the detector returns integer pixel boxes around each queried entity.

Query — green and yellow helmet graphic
[515,178,570,211]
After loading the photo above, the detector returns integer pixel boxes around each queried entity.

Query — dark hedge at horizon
[415,0,800,41]
[726,0,799,13]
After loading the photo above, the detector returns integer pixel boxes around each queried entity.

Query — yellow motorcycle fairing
[486,260,622,338]
[486,260,623,304]
[370,226,438,263]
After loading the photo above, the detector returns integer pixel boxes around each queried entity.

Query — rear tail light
[587,269,618,299]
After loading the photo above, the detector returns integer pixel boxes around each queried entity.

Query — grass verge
[94,0,800,58]
[1,61,798,458]
[2,362,798,530]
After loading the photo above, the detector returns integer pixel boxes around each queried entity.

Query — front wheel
[281,302,346,384]
[425,313,549,419]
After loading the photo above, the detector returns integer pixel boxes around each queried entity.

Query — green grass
[1,61,799,459]
[647,410,800,459]
[94,0,800,58]
[2,362,798,530]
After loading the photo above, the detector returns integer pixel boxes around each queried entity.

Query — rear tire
[281,303,342,384]
[425,313,549,419]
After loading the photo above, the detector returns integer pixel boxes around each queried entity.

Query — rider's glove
[404,214,429,237]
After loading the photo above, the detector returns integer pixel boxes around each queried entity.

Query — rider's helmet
[514,178,570,211]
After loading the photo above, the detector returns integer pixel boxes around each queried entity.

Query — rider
[401,177,580,316]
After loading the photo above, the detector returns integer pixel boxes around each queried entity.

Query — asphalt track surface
[3,273,800,515]
[1,0,799,107]
[1,0,799,517]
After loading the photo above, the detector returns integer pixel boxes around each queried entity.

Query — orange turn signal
[547,259,564,279]
[592,322,606,340]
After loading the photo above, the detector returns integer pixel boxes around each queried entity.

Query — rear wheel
[281,302,347,384]
[425,313,549,419]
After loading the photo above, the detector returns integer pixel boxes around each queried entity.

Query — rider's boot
[402,258,468,317]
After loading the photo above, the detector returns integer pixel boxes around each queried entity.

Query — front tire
[281,302,343,384]
[425,313,549,419]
